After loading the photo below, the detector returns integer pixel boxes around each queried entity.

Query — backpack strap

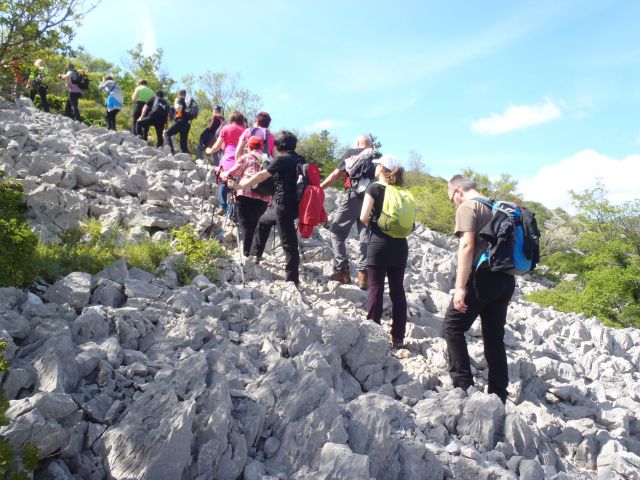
[471,197,494,209]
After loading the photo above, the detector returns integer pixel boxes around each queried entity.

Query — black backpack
[345,148,380,192]
[253,155,275,196]
[71,69,90,90]
[150,97,169,119]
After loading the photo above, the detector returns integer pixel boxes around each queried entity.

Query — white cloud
[308,119,350,131]
[520,149,640,211]
[278,93,292,101]
[471,98,562,135]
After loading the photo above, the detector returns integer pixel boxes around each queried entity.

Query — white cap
[373,154,401,171]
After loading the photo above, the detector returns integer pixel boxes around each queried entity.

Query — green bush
[171,225,226,283]
[122,241,171,273]
[0,342,39,478]
[0,176,38,287]
[409,179,455,234]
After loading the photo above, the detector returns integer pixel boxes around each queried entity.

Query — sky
[73,0,640,211]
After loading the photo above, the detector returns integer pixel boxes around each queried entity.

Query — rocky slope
[1,98,639,479]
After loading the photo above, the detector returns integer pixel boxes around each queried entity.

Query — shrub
[0,341,39,477]
[122,241,171,273]
[171,225,226,283]
[0,175,38,287]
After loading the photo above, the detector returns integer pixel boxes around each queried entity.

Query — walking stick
[207,166,222,239]
[230,187,245,285]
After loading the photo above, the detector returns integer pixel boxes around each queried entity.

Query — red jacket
[298,164,328,238]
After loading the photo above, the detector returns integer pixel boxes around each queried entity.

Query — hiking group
[2,61,541,404]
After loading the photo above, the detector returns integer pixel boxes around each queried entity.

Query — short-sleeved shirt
[238,127,275,156]
[454,198,494,265]
[133,85,154,103]
[219,123,246,171]
[365,182,408,267]
[266,152,304,206]
[227,151,271,203]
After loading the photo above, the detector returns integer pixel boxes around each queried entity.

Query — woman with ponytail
[360,154,410,348]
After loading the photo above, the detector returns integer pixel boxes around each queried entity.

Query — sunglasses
[450,188,458,204]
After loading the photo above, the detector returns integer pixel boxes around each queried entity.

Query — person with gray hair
[443,174,515,403]
[320,134,377,289]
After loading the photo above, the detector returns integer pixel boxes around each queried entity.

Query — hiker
[235,111,275,160]
[228,130,304,285]
[59,63,83,121]
[4,56,28,105]
[207,111,246,214]
[321,134,378,289]
[98,75,124,130]
[164,89,195,154]
[360,155,413,348]
[136,90,170,147]
[28,59,50,112]
[443,175,515,404]
[131,80,155,136]
[195,105,225,160]
[220,135,271,258]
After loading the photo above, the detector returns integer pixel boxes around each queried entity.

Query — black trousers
[236,196,269,257]
[64,92,82,121]
[136,116,165,146]
[29,85,50,112]
[132,101,146,135]
[165,119,191,153]
[443,268,515,402]
[105,109,119,130]
[252,202,300,284]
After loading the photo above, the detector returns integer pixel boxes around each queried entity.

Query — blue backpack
[474,198,540,275]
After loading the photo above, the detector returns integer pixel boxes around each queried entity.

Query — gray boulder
[44,272,92,310]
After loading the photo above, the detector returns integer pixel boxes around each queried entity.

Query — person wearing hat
[359,154,409,348]
[28,59,50,112]
[220,135,272,258]
[196,105,225,160]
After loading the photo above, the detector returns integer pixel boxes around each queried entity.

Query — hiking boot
[357,270,368,290]
[330,268,351,284]
[390,336,404,349]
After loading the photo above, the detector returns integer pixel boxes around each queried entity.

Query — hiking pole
[200,156,212,216]
[230,186,245,285]
[207,166,222,239]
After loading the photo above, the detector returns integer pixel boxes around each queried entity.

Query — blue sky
[74,0,640,209]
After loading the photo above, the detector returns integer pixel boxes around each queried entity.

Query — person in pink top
[206,111,246,214]
[220,135,272,258]
[235,111,275,160]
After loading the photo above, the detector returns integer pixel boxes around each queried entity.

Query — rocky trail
[1,98,639,479]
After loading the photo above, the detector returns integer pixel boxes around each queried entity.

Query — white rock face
[0,99,639,480]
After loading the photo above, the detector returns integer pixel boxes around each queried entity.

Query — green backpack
[376,181,416,238]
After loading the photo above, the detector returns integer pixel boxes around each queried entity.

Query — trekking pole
[230,186,245,285]
[200,156,212,216]
[207,166,222,239]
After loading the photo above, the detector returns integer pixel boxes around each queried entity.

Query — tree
[124,43,174,93]
[405,150,430,188]
[0,0,95,64]
[527,184,640,328]
[188,71,262,119]
[297,130,342,177]
[463,168,521,201]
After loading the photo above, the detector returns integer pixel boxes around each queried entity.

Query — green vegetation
[527,185,640,328]
[35,221,225,285]
[0,344,39,478]
[170,225,226,284]
[0,174,38,287]
[297,129,343,177]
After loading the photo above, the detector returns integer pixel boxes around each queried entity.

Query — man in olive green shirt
[443,174,515,404]
[131,80,154,135]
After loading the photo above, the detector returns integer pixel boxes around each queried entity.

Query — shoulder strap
[471,197,494,209]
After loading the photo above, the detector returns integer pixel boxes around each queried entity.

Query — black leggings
[64,92,82,121]
[29,85,50,112]
[105,109,119,130]
[136,116,165,147]
[251,202,300,284]
[367,264,407,340]
[235,196,269,257]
